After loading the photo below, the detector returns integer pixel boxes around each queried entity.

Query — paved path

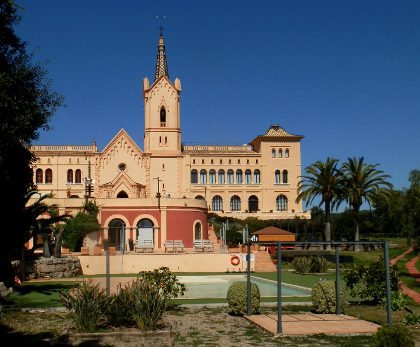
[390,248,412,266]
[245,313,380,335]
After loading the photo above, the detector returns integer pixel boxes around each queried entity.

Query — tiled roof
[251,226,294,235]
[263,125,294,137]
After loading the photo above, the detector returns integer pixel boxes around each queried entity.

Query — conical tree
[296,158,344,247]
[342,157,392,247]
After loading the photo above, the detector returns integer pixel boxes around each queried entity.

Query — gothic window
[236,169,243,184]
[283,170,288,184]
[191,169,198,184]
[218,169,225,184]
[248,195,259,212]
[160,107,166,126]
[275,170,281,184]
[45,169,52,184]
[194,222,202,240]
[36,169,43,184]
[212,195,223,211]
[245,169,252,184]
[276,195,288,211]
[117,191,128,198]
[285,149,289,158]
[67,169,73,183]
[254,169,260,184]
[200,169,207,184]
[75,169,82,183]
[230,195,241,211]
[209,169,216,184]
[227,169,234,184]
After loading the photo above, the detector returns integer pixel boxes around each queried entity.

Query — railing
[183,144,253,152]
[30,145,97,152]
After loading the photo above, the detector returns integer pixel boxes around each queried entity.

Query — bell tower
[143,32,182,157]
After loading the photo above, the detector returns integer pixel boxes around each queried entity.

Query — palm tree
[342,157,392,246]
[296,158,344,247]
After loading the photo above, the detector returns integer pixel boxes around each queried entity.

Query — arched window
[191,169,198,184]
[276,195,288,211]
[275,170,281,184]
[200,169,207,184]
[272,149,276,158]
[230,195,241,211]
[285,149,289,158]
[278,149,282,158]
[283,170,288,184]
[209,169,216,184]
[117,191,128,198]
[137,218,154,246]
[212,195,223,211]
[254,169,260,184]
[194,222,202,240]
[36,169,43,184]
[236,169,243,184]
[248,195,259,212]
[45,169,52,184]
[67,169,73,183]
[195,195,204,200]
[218,169,225,184]
[245,169,252,184]
[75,169,81,183]
[227,169,234,184]
[160,107,166,125]
[108,219,125,250]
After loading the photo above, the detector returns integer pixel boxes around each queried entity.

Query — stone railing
[183,144,253,153]
[30,145,97,152]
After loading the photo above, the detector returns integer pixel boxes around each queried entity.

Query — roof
[251,226,294,236]
[263,125,295,137]
[249,125,303,147]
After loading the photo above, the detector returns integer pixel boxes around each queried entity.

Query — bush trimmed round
[371,325,414,347]
[226,281,260,316]
[312,279,345,314]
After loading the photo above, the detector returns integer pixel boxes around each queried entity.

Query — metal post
[335,246,341,315]
[277,242,282,334]
[247,240,251,316]
[384,241,392,325]
[105,249,110,295]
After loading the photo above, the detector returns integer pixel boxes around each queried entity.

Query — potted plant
[94,243,101,255]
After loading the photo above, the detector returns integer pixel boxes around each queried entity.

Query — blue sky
[15,0,420,193]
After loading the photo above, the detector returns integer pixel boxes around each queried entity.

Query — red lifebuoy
[231,255,240,266]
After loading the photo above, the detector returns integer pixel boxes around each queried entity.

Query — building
[30,33,310,252]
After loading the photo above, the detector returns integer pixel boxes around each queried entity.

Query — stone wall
[26,256,82,279]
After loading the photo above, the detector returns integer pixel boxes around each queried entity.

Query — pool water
[177,275,310,299]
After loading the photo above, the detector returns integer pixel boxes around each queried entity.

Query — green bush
[402,312,420,325]
[291,256,329,274]
[343,257,400,304]
[380,291,407,311]
[131,267,186,330]
[312,280,346,314]
[226,281,260,316]
[105,282,135,326]
[60,280,109,332]
[371,325,414,347]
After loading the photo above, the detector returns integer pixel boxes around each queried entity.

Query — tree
[401,169,420,243]
[296,158,344,247]
[0,1,63,286]
[342,157,392,245]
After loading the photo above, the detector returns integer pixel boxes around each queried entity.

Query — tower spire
[154,27,169,82]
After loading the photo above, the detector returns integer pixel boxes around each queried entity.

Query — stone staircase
[254,250,277,272]
[207,225,223,252]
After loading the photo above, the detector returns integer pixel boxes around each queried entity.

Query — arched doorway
[248,195,259,212]
[137,219,154,247]
[108,219,126,251]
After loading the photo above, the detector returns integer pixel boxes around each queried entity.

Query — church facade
[30,34,310,252]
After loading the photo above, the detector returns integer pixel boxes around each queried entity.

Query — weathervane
[156,14,166,37]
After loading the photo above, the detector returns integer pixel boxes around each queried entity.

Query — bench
[164,240,185,253]
[135,239,154,253]
[194,239,214,252]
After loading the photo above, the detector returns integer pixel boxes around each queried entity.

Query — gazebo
[251,226,295,251]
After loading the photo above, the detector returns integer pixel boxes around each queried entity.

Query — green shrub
[380,291,407,311]
[312,280,346,314]
[60,280,109,332]
[371,325,414,347]
[105,282,135,326]
[131,267,186,330]
[343,257,400,304]
[226,281,260,316]
[402,312,420,325]
[291,256,329,274]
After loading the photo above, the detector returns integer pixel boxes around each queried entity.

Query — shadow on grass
[0,322,103,346]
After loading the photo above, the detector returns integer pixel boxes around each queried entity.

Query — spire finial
[154,16,168,81]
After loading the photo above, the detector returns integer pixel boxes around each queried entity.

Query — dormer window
[160,107,166,126]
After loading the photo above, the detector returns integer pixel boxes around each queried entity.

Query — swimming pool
[177,275,311,299]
